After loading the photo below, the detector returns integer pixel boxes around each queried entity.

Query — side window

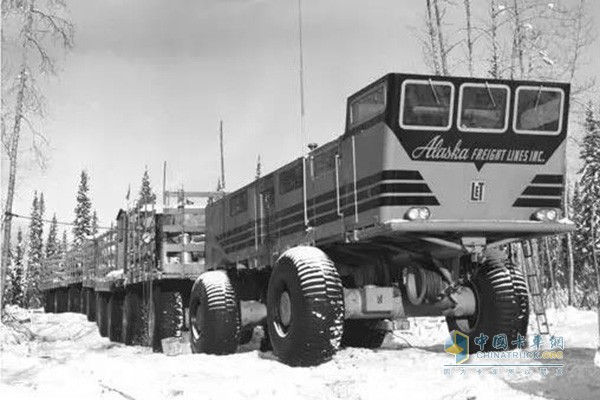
[279,162,303,195]
[400,79,454,131]
[349,82,387,128]
[259,175,275,210]
[458,83,509,132]
[514,86,564,135]
[312,145,337,179]
[229,190,247,216]
[260,186,275,210]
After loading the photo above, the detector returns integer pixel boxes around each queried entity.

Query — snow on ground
[1,307,599,400]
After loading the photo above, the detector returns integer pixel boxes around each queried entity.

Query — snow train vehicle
[191,72,573,366]
[40,72,573,367]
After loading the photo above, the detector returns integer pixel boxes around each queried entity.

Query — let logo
[470,181,485,202]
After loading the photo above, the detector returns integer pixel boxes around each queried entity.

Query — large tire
[86,289,97,322]
[108,293,124,342]
[81,289,88,315]
[44,291,55,313]
[97,293,109,338]
[239,328,254,345]
[189,271,240,355]
[123,290,144,345]
[149,286,184,352]
[341,319,387,349]
[446,248,529,353]
[68,285,81,313]
[507,262,530,341]
[267,246,344,366]
[56,289,68,313]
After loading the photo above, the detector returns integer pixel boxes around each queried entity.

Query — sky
[2,0,599,235]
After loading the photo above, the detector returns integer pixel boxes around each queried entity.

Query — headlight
[405,207,431,221]
[533,209,558,221]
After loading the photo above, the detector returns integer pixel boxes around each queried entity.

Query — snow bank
[1,307,599,400]
[545,306,599,348]
[105,269,124,279]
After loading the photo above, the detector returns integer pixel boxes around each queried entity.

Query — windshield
[514,86,563,134]
[459,83,509,132]
[400,80,453,130]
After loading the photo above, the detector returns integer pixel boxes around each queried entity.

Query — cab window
[514,86,564,135]
[311,144,337,179]
[458,83,509,132]
[279,162,303,195]
[229,190,247,216]
[400,79,454,131]
[349,82,387,128]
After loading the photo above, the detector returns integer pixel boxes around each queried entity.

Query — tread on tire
[446,248,529,353]
[266,246,345,367]
[189,271,240,355]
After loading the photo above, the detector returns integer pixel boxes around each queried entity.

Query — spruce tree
[26,191,45,307]
[46,214,59,258]
[39,193,45,223]
[60,230,69,255]
[138,167,156,205]
[5,228,25,307]
[73,170,92,247]
[91,210,99,237]
[576,103,600,305]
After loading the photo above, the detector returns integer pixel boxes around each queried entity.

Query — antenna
[297,0,309,228]
[298,0,307,151]
[220,120,226,190]
[162,161,167,206]
[255,154,262,180]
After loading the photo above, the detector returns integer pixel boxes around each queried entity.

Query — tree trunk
[432,0,448,75]
[511,0,525,79]
[1,5,33,314]
[489,0,500,78]
[425,0,441,75]
[463,0,474,76]
[568,0,585,81]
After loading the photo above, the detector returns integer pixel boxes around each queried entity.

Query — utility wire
[4,212,112,230]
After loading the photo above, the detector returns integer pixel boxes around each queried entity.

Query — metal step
[518,240,550,336]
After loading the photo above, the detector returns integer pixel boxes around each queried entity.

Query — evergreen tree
[39,193,45,223]
[5,228,25,307]
[91,210,99,237]
[73,170,92,247]
[46,214,59,258]
[575,103,600,305]
[26,191,45,307]
[138,167,156,205]
[60,230,69,255]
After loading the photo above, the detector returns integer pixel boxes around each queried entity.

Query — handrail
[335,154,343,218]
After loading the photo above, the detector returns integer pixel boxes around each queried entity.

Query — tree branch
[31,8,74,50]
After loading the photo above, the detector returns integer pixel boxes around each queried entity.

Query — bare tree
[1,0,74,313]
[432,0,449,75]
[509,0,525,79]
[425,0,442,75]
[463,0,474,76]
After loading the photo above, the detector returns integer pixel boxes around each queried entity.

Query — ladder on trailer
[519,240,550,335]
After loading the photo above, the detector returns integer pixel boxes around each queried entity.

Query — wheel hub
[279,291,292,327]
[191,304,203,340]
